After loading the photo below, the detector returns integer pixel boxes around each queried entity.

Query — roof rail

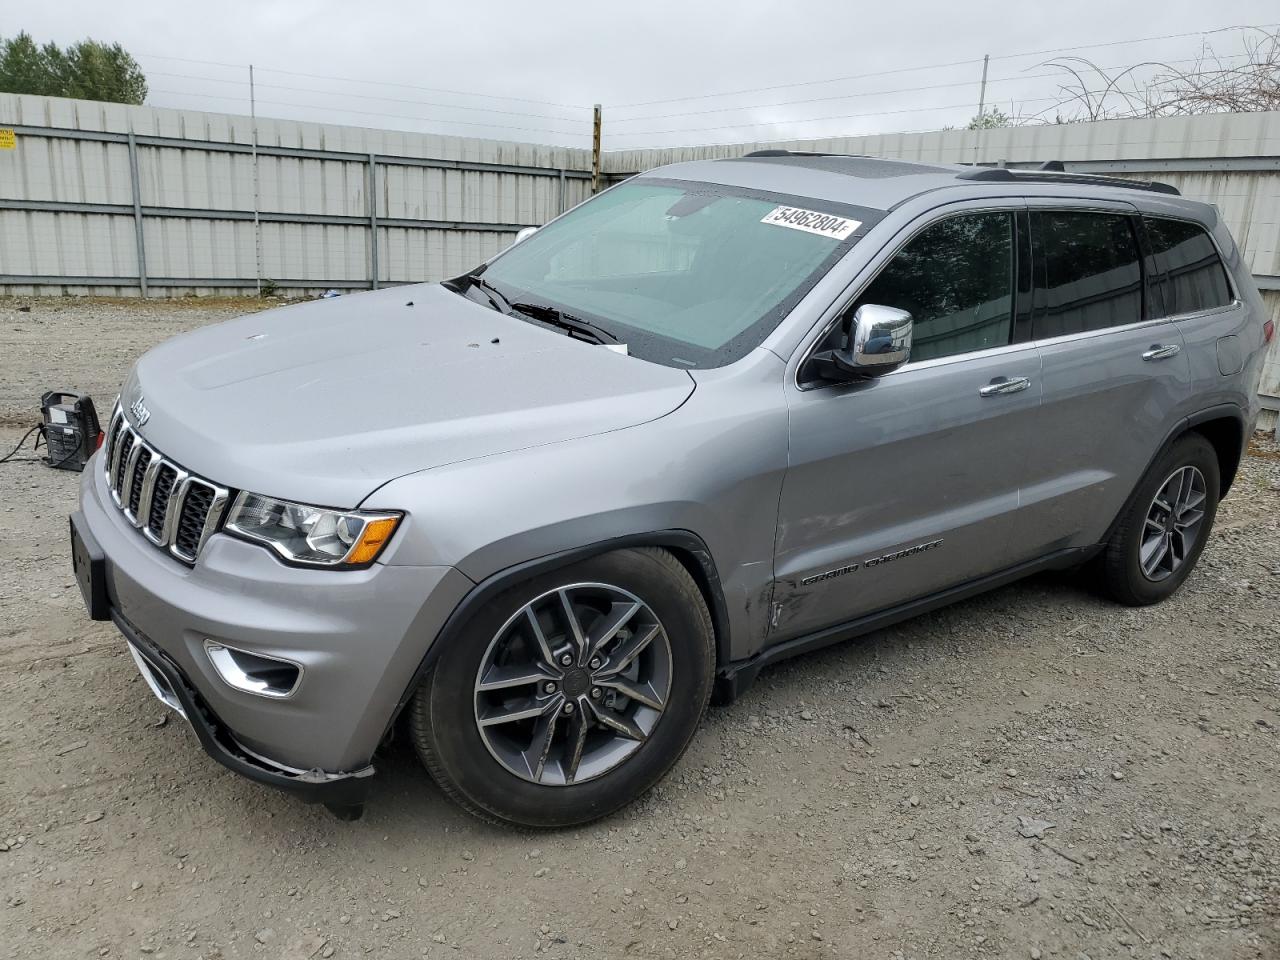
[956,166,1180,196]
[742,149,868,159]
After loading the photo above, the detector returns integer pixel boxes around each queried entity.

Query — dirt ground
[1,297,1277,960]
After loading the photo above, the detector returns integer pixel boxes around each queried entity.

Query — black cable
[0,424,42,464]
[0,423,86,468]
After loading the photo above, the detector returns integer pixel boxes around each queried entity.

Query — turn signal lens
[1264,318,1275,344]
[346,517,401,565]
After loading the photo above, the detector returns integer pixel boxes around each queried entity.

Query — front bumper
[113,608,374,807]
[78,452,473,790]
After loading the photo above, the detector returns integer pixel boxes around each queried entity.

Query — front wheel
[410,547,714,828]
[1098,433,1220,606]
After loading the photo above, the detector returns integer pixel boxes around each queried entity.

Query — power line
[984,22,1276,64]
[256,65,589,111]
[148,89,589,137]
[607,53,1229,124]
[136,51,589,111]
[148,70,584,121]
[135,51,248,70]
[607,96,1062,138]
[607,23,1272,111]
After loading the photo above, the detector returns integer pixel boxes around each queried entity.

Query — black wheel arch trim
[1098,401,1245,548]
[1184,403,1248,496]
[385,529,732,738]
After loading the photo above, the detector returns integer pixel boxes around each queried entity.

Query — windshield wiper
[456,272,512,314]
[509,301,620,345]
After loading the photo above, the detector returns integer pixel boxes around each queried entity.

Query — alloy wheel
[1140,465,1207,582]
[473,583,672,786]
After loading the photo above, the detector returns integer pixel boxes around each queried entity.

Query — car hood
[121,284,695,507]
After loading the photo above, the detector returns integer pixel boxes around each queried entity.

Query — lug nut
[562,702,575,715]
[589,657,602,670]
[559,653,573,666]
[543,681,557,694]
[590,687,602,699]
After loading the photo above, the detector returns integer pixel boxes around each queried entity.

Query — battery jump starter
[0,391,103,471]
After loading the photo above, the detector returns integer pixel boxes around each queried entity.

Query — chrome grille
[102,405,230,564]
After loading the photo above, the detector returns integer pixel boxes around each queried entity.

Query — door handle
[1142,343,1181,361]
[979,376,1031,397]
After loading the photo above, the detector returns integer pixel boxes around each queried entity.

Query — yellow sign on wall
[0,129,15,150]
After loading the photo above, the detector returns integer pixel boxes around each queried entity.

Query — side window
[1145,216,1233,316]
[1032,211,1142,339]
[852,211,1014,362]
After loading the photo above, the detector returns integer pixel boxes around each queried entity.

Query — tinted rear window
[1033,211,1142,339]
[1145,216,1233,316]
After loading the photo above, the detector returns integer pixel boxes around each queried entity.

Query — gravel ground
[1,296,1278,960]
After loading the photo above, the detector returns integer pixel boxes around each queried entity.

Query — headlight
[225,493,402,567]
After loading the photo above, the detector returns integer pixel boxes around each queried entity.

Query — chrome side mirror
[809,304,913,383]
[511,226,538,246]
[846,304,912,374]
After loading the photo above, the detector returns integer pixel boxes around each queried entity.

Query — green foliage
[0,32,147,104]
[966,108,1012,130]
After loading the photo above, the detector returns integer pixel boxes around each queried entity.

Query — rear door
[1143,214,1250,406]
[1015,201,1193,554]
[772,201,1042,642]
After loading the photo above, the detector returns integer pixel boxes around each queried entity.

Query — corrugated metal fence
[1,95,1277,419]
[0,93,594,295]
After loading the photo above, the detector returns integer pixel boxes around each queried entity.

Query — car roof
[640,153,1194,215]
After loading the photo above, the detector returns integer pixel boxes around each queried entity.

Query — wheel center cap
[562,667,590,698]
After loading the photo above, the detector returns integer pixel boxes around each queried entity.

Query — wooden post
[591,104,602,194]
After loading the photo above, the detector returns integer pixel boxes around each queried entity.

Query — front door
[772,204,1042,644]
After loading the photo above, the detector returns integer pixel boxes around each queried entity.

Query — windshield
[465,178,879,368]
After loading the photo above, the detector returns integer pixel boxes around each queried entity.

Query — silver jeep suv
[71,153,1272,826]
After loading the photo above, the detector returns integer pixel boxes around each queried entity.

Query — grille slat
[173,483,215,561]
[113,432,135,495]
[127,448,153,515]
[102,405,229,565]
[104,413,123,471]
[147,465,178,537]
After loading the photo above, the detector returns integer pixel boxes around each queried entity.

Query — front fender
[361,356,788,664]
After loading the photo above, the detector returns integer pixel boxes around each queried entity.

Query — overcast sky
[6,1,1279,149]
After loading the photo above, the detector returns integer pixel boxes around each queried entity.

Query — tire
[1099,433,1220,606]
[410,547,715,828]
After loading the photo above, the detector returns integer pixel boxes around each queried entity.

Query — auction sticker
[760,205,860,240]
[0,129,15,150]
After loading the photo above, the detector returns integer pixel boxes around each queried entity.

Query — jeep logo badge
[129,395,151,427]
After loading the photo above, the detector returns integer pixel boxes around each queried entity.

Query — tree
[967,108,1012,130]
[0,33,147,104]
[1020,27,1279,124]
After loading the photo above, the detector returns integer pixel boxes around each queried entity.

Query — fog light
[204,641,302,699]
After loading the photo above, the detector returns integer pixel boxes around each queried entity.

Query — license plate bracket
[70,512,110,621]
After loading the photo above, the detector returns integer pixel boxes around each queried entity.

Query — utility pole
[591,104,602,194]
[974,54,990,165]
[250,64,263,298]
[976,53,990,120]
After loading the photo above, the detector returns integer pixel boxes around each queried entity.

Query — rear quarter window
[1144,216,1234,316]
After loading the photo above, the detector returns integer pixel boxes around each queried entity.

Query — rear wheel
[410,547,714,827]
[1099,433,1219,606]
